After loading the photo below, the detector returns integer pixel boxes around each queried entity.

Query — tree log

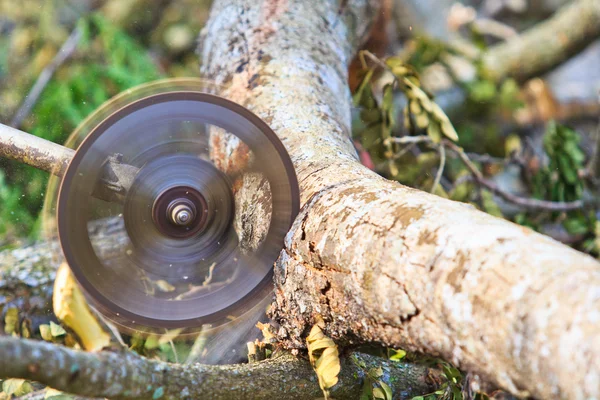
[1,0,599,398]
[200,0,600,399]
[0,337,440,400]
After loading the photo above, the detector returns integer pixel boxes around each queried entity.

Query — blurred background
[0,0,211,243]
[0,0,599,258]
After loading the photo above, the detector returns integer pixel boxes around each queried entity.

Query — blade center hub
[167,199,196,226]
[152,186,208,238]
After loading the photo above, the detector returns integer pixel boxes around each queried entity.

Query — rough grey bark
[0,337,440,400]
[0,123,74,177]
[200,0,600,399]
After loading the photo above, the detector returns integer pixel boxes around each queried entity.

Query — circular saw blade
[44,79,299,338]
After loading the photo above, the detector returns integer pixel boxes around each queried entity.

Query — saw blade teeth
[42,79,299,353]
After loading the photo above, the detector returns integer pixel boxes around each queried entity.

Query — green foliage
[533,121,585,203]
[352,52,458,181]
[0,14,161,238]
[411,363,465,400]
[1,379,34,398]
[403,37,452,72]
[350,355,393,400]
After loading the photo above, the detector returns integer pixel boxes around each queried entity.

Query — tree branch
[201,0,600,399]
[0,123,75,177]
[442,139,586,212]
[482,0,600,82]
[10,27,82,129]
[0,337,440,400]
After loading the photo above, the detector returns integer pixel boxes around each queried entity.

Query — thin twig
[431,143,445,194]
[443,139,585,212]
[10,26,82,128]
[386,136,432,145]
[390,135,586,211]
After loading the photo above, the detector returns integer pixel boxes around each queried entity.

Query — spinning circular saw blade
[43,79,299,343]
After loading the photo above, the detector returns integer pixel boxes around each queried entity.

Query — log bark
[200,0,600,399]
[0,337,440,400]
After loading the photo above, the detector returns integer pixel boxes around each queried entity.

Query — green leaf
[353,68,375,106]
[50,321,67,337]
[2,379,33,397]
[379,380,393,400]
[389,348,406,361]
[469,80,497,102]
[152,387,165,399]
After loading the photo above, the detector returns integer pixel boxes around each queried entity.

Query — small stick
[431,143,445,194]
[442,139,585,212]
[0,122,75,177]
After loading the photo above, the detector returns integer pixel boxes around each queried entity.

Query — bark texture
[200,0,600,399]
[0,337,440,400]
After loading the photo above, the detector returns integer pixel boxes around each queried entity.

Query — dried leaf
[2,379,33,397]
[402,106,411,130]
[440,118,459,141]
[4,307,18,335]
[504,133,521,155]
[53,263,110,351]
[39,324,53,341]
[409,100,422,115]
[414,112,430,129]
[20,319,31,338]
[427,122,442,143]
[154,279,175,292]
[158,328,183,345]
[50,321,67,337]
[307,320,340,399]
[45,388,75,399]
[256,322,277,342]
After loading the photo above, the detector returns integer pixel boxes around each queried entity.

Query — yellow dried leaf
[414,112,430,129]
[409,100,422,115]
[505,133,522,155]
[20,320,31,338]
[39,324,53,341]
[4,307,18,335]
[158,328,183,345]
[307,321,340,399]
[440,118,459,141]
[53,263,110,352]
[256,322,276,342]
[2,379,33,397]
[154,279,175,292]
[429,102,459,141]
[50,321,66,337]
[427,122,442,143]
